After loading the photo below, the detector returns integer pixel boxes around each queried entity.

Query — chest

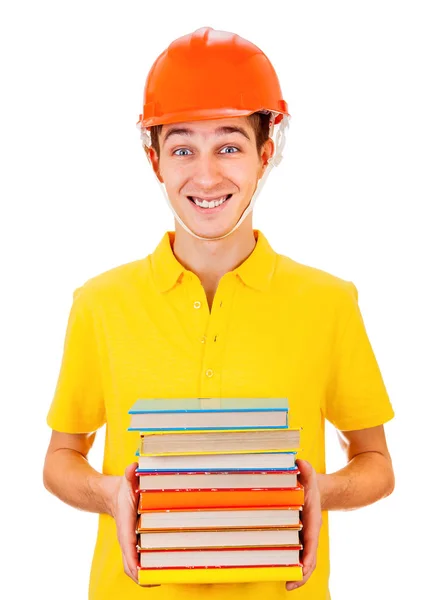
[96,277,333,435]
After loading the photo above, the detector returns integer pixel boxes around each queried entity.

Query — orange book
[138,485,304,511]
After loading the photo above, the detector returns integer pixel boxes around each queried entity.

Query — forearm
[43,447,119,516]
[317,451,395,511]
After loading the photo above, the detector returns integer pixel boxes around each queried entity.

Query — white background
[1,1,424,598]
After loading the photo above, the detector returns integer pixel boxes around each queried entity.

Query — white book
[130,410,288,430]
[138,527,301,549]
[137,507,302,530]
[139,547,302,568]
[128,398,289,431]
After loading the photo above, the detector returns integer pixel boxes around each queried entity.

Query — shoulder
[273,252,359,309]
[72,255,151,307]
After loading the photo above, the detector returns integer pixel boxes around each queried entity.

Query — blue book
[135,450,297,472]
[128,398,289,432]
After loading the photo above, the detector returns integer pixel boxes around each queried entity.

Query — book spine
[136,448,298,457]
[130,425,289,432]
[139,505,303,514]
[138,565,303,585]
[138,488,304,511]
[140,545,302,553]
[138,448,299,457]
[138,469,300,475]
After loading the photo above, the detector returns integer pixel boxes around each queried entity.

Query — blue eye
[174,148,192,156]
[220,146,239,154]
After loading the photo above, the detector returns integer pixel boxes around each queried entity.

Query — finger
[137,565,161,587]
[286,569,309,592]
[125,462,139,492]
[286,576,305,592]
[123,553,138,584]
[118,474,140,582]
[285,547,316,591]
[119,519,139,581]
[300,515,321,582]
[285,562,316,592]
[290,458,321,590]
[296,459,314,484]
[121,536,139,580]
[286,580,300,591]
[301,499,322,557]
[286,531,318,591]
[301,507,321,551]
[301,549,317,581]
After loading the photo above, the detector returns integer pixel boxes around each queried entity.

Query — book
[139,428,300,455]
[138,565,303,585]
[128,398,288,431]
[138,486,304,511]
[138,546,302,568]
[137,527,301,549]
[127,397,304,586]
[137,506,302,530]
[137,451,297,472]
[138,469,300,491]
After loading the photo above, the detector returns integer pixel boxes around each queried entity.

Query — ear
[147,146,164,183]
[258,138,275,178]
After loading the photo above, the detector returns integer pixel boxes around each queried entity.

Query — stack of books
[127,398,304,585]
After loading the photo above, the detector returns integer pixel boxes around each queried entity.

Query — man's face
[149,116,273,239]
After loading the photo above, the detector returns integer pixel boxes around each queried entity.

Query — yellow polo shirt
[47,229,394,600]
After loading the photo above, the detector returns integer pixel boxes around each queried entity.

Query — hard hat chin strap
[140,114,290,242]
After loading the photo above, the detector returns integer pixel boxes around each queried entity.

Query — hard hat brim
[138,107,286,129]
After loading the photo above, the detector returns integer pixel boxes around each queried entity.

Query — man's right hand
[108,462,160,587]
[108,462,141,584]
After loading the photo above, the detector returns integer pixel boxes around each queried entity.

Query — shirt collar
[234,230,277,291]
[150,229,277,293]
[150,231,186,292]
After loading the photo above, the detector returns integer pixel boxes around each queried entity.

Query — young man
[43,27,395,599]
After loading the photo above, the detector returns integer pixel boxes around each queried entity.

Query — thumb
[296,459,314,483]
[124,462,139,487]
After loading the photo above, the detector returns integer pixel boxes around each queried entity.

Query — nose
[191,152,223,191]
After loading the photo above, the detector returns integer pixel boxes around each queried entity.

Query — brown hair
[149,112,271,158]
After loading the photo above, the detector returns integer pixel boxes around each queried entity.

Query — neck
[172,217,257,296]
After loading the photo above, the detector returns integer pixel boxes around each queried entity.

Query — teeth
[192,195,229,208]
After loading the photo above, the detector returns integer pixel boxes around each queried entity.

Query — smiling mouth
[187,194,232,208]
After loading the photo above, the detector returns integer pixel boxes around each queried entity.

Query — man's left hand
[286,459,322,592]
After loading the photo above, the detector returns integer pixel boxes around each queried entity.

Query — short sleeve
[324,282,395,431]
[46,286,106,433]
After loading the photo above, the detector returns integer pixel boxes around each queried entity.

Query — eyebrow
[162,125,251,144]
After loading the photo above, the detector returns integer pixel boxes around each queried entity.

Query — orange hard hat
[139,27,289,128]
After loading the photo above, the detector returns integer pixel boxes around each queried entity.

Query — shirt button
[193,301,202,309]
[205,369,214,378]
[200,336,207,344]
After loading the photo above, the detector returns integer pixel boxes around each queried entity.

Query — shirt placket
[186,273,237,398]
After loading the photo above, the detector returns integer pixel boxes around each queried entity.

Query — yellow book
[138,565,303,585]
[138,428,301,456]
[139,447,300,457]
